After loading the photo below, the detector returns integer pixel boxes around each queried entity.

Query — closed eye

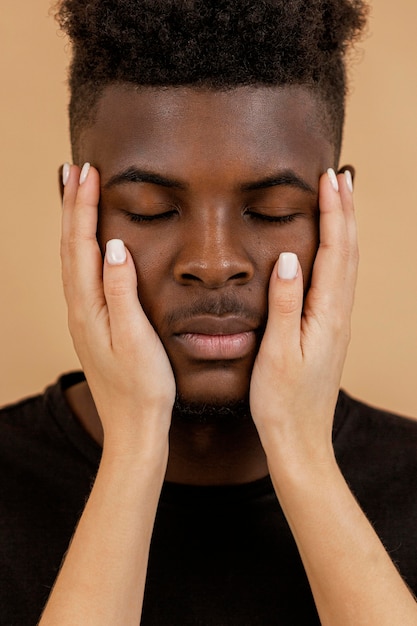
[122,208,178,223]
[245,210,302,224]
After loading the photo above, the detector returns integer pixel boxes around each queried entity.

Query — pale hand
[250,168,357,466]
[249,170,417,625]
[61,163,176,454]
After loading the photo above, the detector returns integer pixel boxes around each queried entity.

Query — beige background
[0,1,416,416]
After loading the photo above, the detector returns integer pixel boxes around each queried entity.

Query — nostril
[179,270,251,288]
[232,271,250,281]
[175,251,255,287]
[181,273,200,282]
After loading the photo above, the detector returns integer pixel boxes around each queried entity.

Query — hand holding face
[61,163,176,456]
[250,169,358,467]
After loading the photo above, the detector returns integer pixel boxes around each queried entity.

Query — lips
[172,316,260,361]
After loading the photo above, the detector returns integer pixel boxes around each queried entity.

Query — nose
[173,210,255,288]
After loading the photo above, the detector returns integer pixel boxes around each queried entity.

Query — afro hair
[56,0,368,155]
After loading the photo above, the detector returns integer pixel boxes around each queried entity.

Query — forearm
[268,449,417,626]
[39,440,168,626]
[48,164,175,624]
[251,171,417,624]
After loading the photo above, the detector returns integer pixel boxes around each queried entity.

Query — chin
[175,361,252,399]
[171,394,252,425]
[169,361,254,424]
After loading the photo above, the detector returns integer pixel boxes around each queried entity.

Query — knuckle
[273,292,300,315]
[338,240,351,263]
[351,244,360,266]
[67,303,87,329]
[105,278,130,299]
[60,236,72,262]
[328,311,351,341]
[63,235,81,258]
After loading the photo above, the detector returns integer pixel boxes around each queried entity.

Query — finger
[339,169,359,271]
[305,169,355,319]
[61,163,104,311]
[262,252,304,357]
[103,239,155,352]
[335,169,359,305]
[61,163,80,257]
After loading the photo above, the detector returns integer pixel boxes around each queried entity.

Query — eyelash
[123,209,177,223]
[245,211,300,224]
[123,209,301,225]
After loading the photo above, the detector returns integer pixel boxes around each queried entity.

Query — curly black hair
[55,0,368,157]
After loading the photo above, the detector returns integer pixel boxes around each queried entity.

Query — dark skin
[65,84,342,485]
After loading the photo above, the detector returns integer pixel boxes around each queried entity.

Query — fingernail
[344,169,353,193]
[62,162,71,186]
[106,239,127,265]
[277,252,298,280]
[79,162,91,185]
[327,168,339,192]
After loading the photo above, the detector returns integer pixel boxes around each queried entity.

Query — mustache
[164,293,266,327]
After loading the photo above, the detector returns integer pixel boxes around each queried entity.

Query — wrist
[100,403,172,453]
[102,432,169,479]
[267,443,340,501]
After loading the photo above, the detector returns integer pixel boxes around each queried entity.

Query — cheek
[98,210,171,277]
[129,242,175,324]
[255,220,319,290]
[296,231,319,289]
[97,212,173,318]
[97,211,319,324]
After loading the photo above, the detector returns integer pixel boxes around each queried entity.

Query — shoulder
[334,391,417,586]
[334,390,417,452]
[334,390,417,503]
[0,371,98,467]
[0,371,85,432]
[334,390,417,469]
[334,389,417,511]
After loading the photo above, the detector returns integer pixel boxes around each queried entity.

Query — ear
[58,164,64,202]
[337,164,356,184]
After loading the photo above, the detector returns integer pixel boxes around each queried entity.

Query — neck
[65,380,268,486]
[166,416,268,485]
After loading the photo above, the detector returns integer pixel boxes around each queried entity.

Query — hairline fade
[55,0,369,159]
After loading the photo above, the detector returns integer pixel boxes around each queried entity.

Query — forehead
[80,84,335,185]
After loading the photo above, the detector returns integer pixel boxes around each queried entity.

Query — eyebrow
[240,170,315,194]
[103,166,315,194]
[103,167,187,190]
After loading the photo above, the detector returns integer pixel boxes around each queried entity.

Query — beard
[171,393,252,426]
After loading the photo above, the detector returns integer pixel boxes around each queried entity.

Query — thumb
[103,239,149,351]
[263,253,304,354]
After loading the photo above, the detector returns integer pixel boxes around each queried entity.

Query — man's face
[79,85,335,409]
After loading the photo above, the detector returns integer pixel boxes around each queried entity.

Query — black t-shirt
[1,372,417,625]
